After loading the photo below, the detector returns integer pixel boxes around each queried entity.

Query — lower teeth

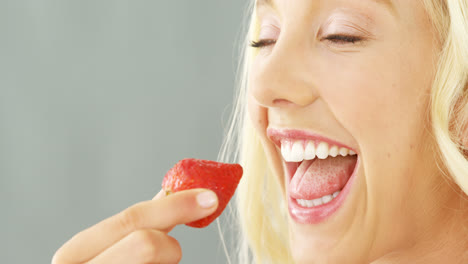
[296,190,341,207]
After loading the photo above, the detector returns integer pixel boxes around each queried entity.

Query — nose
[249,32,320,108]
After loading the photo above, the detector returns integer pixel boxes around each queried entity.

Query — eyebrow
[373,0,397,16]
[256,0,397,17]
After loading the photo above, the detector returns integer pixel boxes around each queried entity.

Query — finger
[87,229,182,264]
[53,189,217,263]
[152,189,174,233]
[152,189,165,200]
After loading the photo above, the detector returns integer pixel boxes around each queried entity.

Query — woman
[53,0,468,263]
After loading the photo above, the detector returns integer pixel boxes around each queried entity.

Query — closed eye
[322,34,363,44]
[249,39,276,48]
[249,34,363,49]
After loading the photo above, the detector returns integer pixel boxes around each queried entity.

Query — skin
[52,189,218,264]
[248,0,468,263]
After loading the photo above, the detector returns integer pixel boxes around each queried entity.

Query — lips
[267,127,359,224]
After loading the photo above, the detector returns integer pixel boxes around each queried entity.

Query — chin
[288,233,365,264]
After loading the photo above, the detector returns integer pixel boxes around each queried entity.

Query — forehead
[255,0,397,15]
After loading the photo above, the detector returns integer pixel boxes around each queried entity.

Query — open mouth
[283,140,358,206]
[267,128,359,224]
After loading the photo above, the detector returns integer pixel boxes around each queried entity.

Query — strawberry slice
[162,158,243,228]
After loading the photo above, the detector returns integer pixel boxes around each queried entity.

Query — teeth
[296,190,341,208]
[280,139,357,162]
[333,191,340,198]
[329,145,338,157]
[322,194,332,204]
[304,141,316,160]
[312,197,323,206]
[281,142,291,161]
[297,199,308,207]
[290,141,304,162]
[339,147,349,156]
[316,142,329,159]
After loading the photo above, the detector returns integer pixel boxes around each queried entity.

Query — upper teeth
[281,140,356,162]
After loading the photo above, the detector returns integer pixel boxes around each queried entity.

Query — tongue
[289,156,357,200]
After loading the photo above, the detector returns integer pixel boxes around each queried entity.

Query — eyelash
[249,34,363,48]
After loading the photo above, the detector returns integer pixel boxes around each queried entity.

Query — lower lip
[288,157,360,224]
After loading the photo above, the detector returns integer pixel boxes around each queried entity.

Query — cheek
[247,91,288,190]
[247,93,268,133]
[318,45,431,151]
[317,52,399,132]
[317,41,435,203]
[247,58,270,134]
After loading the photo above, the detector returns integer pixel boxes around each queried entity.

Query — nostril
[273,98,294,106]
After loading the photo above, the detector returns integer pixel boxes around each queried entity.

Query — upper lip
[266,127,356,152]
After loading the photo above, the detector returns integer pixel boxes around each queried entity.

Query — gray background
[0,1,248,263]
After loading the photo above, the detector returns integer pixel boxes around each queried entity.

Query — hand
[52,189,218,264]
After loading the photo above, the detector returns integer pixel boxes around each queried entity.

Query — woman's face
[248,0,444,262]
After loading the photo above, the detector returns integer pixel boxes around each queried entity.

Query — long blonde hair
[218,0,468,263]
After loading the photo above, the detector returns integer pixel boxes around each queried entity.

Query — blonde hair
[218,0,468,263]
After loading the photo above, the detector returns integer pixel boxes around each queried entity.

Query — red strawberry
[162,158,243,228]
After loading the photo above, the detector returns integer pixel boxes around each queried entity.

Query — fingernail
[152,189,165,200]
[196,191,217,208]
